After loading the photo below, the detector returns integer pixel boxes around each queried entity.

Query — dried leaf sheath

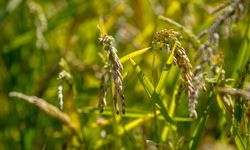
[99,34,125,114]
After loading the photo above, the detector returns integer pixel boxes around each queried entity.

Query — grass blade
[120,47,151,64]
[189,92,213,150]
[156,41,177,93]
[234,132,247,150]
[129,58,154,96]
[129,58,175,125]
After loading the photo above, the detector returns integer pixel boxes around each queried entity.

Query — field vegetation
[0,0,250,149]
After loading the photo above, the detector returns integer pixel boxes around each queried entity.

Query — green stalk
[108,70,121,149]
[156,42,177,93]
[129,58,175,126]
[158,15,201,48]
[232,17,250,81]
[189,92,213,150]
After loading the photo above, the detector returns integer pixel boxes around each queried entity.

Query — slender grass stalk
[188,92,213,150]
[156,42,177,93]
[118,111,160,135]
[161,75,181,142]
[120,47,151,63]
[129,58,175,126]
[156,41,179,142]
[232,17,250,81]
[9,92,73,129]
[158,15,201,48]
[110,79,122,150]
[234,131,247,150]
[129,58,154,96]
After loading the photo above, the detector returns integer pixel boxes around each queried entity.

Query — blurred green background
[0,0,249,149]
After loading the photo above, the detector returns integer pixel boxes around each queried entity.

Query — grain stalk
[153,29,198,118]
[99,33,125,115]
